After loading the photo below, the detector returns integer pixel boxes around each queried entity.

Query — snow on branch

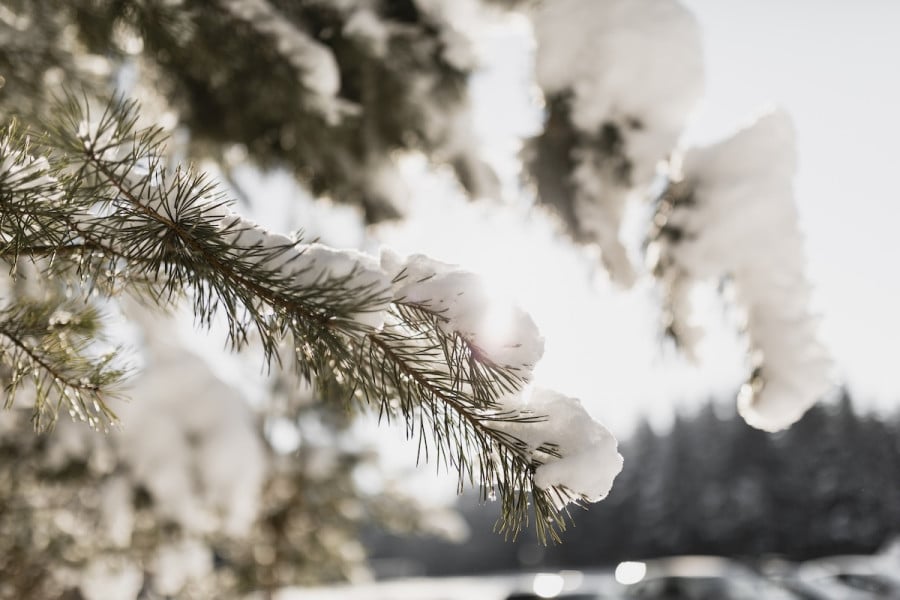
[0,96,622,540]
[218,0,344,120]
[381,249,544,375]
[648,110,832,431]
[490,388,623,510]
[529,0,704,285]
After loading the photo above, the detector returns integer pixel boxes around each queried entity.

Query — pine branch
[0,95,585,540]
[0,300,125,431]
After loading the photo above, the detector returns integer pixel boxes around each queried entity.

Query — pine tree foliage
[62,0,495,221]
[0,365,462,597]
[0,91,584,541]
[0,0,839,594]
[525,0,830,432]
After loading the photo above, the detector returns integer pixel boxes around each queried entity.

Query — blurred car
[786,555,900,599]
[615,556,802,599]
[504,570,616,599]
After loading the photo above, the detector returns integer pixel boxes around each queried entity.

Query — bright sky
[376,3,900,436]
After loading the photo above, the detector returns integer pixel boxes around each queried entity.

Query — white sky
[376,3,900,436]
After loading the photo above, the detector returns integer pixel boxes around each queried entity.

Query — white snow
[343,8,390,57]
[151,538,213,596]
[532,0,704,285]
[0,137,57,194]
[534,0,703,150]
[659,109,832,431]
[437,109,501,201]
[381,248,545,375]
[116,325,268,537]
[491,387,623,508]
[363,159,412,217]
[79,558,143,600]
[413,0,481,71]
[219,0,342,120]
[215,211,393,330]
[100,476,135,548]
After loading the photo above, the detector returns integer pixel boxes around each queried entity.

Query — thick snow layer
[664,110,832,431]
[413,0,481,71]
[152,538,213,596]
[533,0,704,285]
[535,0,703,152]
[219,0,341,119]
[216,211,393,330]
[381,249,544,375]
[493,388,623,507]
[343,8,390,57]
[80,558,143,600]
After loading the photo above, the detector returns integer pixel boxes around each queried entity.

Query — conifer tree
[0,0,832,596]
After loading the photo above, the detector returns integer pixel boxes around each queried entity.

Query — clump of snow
[570,159,637,286]
[492,388,623,508]
[535,0,703,153]
[79,557,143,600]
[413,0,481,71]
[343,8,390,57]
[152,538,213,596]
[437,109,501,202]
[654,110,832,431]
[100,476,135,548]
[116,334,268,537]
[219,0,342,120]
[216,211,393,330]
[362,159,412,218]
[381,248,544,375]
[0,137,58,193]
[532,0,704,285]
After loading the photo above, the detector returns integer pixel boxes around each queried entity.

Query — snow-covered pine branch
[526,0,830,430]
[0,96,622,540]
[217,0,345,122]
[527,0,705,286]
[648,110,832,431]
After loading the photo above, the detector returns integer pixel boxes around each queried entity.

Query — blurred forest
[368,391,900,575]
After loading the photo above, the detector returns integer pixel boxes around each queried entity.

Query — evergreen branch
[0,94,575,540]
[339,305,570,540]
[0,301,125,431]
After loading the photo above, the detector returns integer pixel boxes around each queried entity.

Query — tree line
[367,391,900,575]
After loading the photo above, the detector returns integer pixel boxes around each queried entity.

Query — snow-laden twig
[1,96,622,540]
[530,0,705,285]
[649,110,832,431]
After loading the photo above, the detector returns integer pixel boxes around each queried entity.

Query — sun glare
[477,290,520,352]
